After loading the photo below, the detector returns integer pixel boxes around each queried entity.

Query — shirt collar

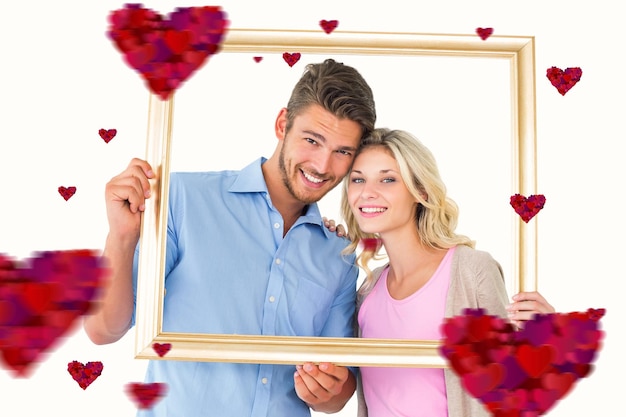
[229,157,332,237]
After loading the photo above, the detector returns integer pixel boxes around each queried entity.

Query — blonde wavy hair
[340,128,475,294]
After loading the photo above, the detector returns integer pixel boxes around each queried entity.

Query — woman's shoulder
[452,245,498,268]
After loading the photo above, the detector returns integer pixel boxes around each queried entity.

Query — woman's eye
[382,178,396,183]
[351,178,364,184]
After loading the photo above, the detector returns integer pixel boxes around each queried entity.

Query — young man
[84,59,377,416]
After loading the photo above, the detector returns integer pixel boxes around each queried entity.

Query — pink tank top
[358,246,455,417]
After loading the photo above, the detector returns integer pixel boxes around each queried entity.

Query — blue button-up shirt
[132,158,358,417]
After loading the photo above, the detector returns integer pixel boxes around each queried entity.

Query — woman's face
[347,146,418,236]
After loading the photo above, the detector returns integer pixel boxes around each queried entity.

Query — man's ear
[275,107,288,140]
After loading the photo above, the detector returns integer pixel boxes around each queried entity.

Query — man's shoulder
[170,169,239,187]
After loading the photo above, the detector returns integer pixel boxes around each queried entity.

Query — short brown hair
[285,59,376,141]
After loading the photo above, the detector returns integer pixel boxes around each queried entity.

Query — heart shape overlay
[546,67,582,96]
[99,128,117,143]
[152,342,172,357]
[126,382,168,409]
[510,194,546,223]
[476,27,493,40]
[107,4,229,100]
[440,308,605,416]
[58,186,77,201]
[67,360,103,389]
[0,250,107,377]
[283,52,301,67]
[320,19,339,34]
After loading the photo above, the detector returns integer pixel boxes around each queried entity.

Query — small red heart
[152,342,172,357]
[320,19,339,34]
[476,27,493,40]
[282,52,301,67]
[510,193,546,223]
[126,382,168,409]
[546,66,582,96]
[67,360,103,389]
[253,56,263,63]
[98,128,117,143]
[58,186,77,201]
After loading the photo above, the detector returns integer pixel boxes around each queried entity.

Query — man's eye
[337,150,352,156]
[306,138,317,145]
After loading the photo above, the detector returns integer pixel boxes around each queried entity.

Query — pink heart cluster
[107,4,229,100]
[0,250,107,377]
[440,308,605,416]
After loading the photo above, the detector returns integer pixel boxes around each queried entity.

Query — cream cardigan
[355,245,510,417]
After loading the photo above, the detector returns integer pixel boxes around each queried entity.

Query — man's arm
[83,158,154,345]
[294,362,356,413]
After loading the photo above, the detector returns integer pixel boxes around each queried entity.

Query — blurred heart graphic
[107,4,229,100]
[440,308,605,416]
[126,382,168,409]
[0,250,107,377]
[476,27,493,40]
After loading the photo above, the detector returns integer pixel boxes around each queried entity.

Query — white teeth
[361,207,386,213]
[303,171,323,183]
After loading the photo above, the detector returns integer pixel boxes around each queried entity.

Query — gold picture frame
[135,29,537,367]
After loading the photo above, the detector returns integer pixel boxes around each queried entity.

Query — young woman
[337,128,554,417]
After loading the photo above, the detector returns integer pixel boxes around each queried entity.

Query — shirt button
[269,296,275,303]
[273,222,280,229]
[275,258,281,265]
[262,377,268,384]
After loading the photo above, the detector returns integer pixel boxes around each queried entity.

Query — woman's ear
[274,108,288,140]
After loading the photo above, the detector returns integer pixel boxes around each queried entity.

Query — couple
[84,59,554,417]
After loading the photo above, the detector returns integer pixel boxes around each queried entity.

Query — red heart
[516,345,555,378]
[282,52,301,67]
[67,360,103,389]
[253,56,263,63]
[360,238,382,252]
[107,5,229,100]
[546,66,582,96]
[0,251,107,377]
[99,128,117,143]
[510,193,546,223]
[58,186,77,201]
[440,308,605,416]
[152,342,172,357]
[320,19,339,34]
[126,382,168,409]
[476,27,493,40]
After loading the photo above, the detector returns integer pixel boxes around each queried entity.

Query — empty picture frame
[134,29,538,367]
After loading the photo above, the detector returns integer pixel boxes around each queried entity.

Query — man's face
[277,104,362,205]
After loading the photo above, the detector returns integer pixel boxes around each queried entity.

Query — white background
[0,1,623,416]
